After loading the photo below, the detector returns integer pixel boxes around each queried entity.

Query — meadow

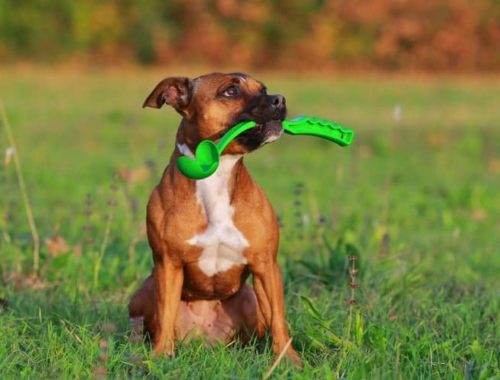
[0,68,498,379]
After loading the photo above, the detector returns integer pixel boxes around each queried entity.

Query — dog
[128,72,301,366]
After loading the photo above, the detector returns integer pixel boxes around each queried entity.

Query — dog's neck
[174,119,198,152]
[175,118,225,154]
[175,141,243,188]
[173,120,246,197]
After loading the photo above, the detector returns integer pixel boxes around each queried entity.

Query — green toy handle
[283,116,354,146]
[176,116,354,179]
[216,120,257,153]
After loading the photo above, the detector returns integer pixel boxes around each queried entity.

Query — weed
[1,100,40,275]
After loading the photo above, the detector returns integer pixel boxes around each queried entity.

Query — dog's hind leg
[129,275,156,339]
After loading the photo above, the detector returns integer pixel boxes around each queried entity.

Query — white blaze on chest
[186,154,249,276]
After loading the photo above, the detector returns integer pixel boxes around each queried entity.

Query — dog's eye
[222,85,240,98]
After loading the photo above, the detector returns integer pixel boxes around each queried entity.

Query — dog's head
[143,72,286,154]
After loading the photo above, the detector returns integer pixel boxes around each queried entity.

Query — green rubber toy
[176,116,354,179]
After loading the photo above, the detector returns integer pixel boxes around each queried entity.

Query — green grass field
[0,69,499,379]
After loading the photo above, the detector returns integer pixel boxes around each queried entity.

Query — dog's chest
[187,155,249,277]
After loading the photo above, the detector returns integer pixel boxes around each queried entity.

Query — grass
[0,68,499,379]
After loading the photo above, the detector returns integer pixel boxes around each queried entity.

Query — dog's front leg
[152,258,184,357]
[253,260,302,366]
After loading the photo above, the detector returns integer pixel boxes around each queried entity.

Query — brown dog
[128,72,301,365]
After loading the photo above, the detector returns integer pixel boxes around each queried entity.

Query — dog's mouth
[256,120,284,144]
[234,119,284,151]
[227,94,287,151]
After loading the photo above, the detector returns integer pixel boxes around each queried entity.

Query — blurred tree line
[0,0,498,71]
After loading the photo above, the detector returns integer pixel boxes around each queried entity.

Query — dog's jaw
[261,120,284,144]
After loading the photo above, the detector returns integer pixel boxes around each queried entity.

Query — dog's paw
[285,347,302,369]
[153,339,176,358]
[272,340,303,369]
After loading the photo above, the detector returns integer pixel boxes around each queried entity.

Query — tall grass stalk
[0,99,40,275]
[93,212,113,290]
[262,338,293,379]
[336,254,360,374]
[380,104,402,256]
[92,182,118,290]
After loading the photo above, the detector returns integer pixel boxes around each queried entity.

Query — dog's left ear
[143,77,192,113]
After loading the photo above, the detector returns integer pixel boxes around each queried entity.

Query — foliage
[0,70,499,378]
[0,0,499,70]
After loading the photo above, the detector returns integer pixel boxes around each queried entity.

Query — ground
[0,69,498,378]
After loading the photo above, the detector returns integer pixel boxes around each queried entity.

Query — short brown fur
[129,73,300,365]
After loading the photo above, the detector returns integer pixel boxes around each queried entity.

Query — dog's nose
[271,95,286,109]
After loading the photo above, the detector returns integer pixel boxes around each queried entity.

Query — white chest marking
[186,154,249,276]
[177,143,194,157]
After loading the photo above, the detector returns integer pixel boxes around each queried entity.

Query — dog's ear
[143,77,192,112]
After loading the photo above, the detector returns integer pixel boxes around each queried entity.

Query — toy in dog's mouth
[176,116,355,180]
